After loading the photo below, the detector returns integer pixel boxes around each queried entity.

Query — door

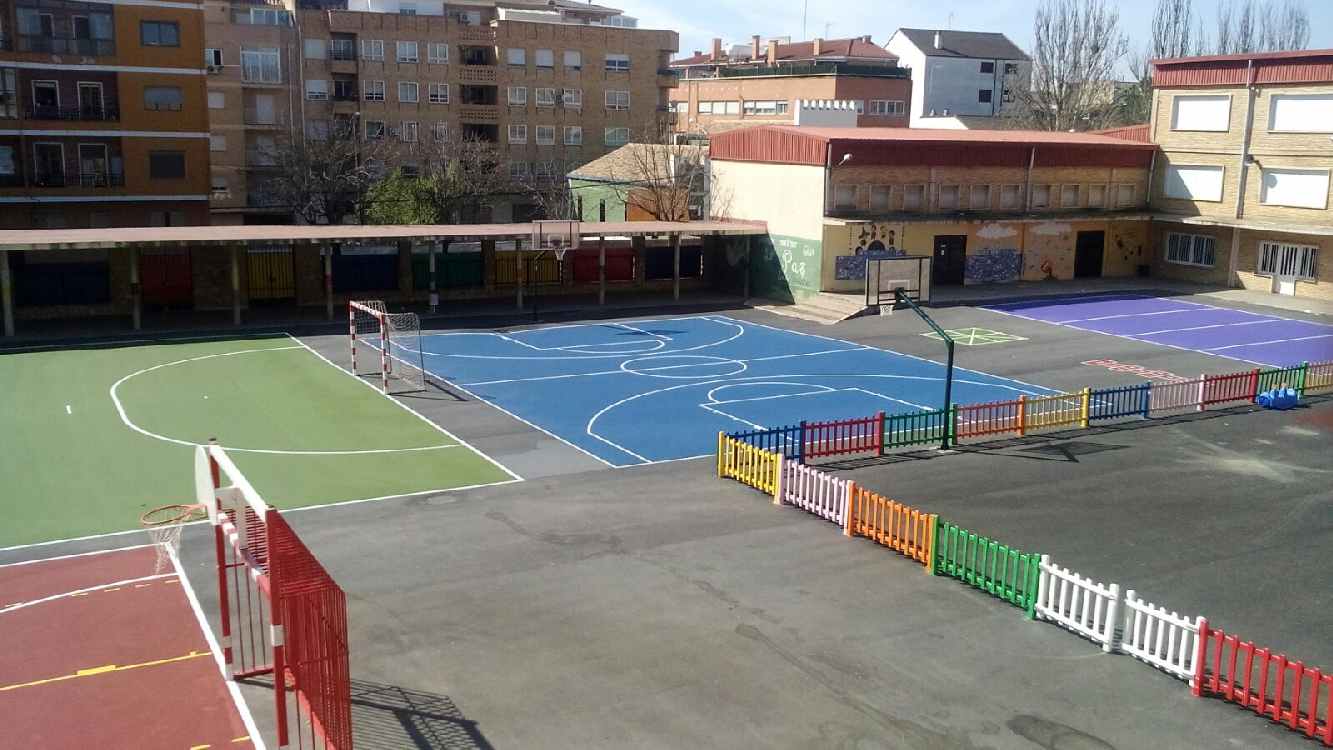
[78,144,108,186]
[252,94,275,125]
[33,143,64,186]
[932,235,966,286]
[32,80,59,117]
[1075,231,1105,279]
[1271,243,1313,296]
[78,83,103,119]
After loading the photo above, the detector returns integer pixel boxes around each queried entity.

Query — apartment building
[206,0,677,224]
[0,0,211,231]
[884,29,1029,128]
[1148,49,1333,301]
[668,36,910,135]
[708,126,1154,302]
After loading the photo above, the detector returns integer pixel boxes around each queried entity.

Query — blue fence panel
[728,424,804,461]
[1088,383,1151,421]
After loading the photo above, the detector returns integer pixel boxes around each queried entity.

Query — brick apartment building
[0,0,211,230]
[206,0,678,225]
[668,35,910,136]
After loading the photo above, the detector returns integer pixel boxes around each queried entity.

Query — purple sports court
[985,294,1333,367]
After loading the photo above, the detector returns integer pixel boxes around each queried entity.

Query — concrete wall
[711,159,825,301]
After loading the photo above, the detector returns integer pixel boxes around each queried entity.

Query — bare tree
[413,133,511,223]
[1216,0,1308,54]
[512,160,581,221]
[1119,0,1204,125]
[591,124,711,221]
[261,119,398,225]
[1019,0,1130,131]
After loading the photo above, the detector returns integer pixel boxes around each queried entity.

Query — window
[305,79,329,100]
[209,135,226,152]
[994,184,1020,210]
[506,48,526,66]
[303,38,326,59]
[206,48,223,67]
[0,146,15,177]
[1004,63,1019,75]
[1165,233,1216,267]
[401,121,417,142]
[1031,184,1051,208]
[243,8,289,26]
[1259,241,1318,279]
[208,91,225,109]
[563,50,582,70]
[971,185,991,210]
[536,125,555,145]
[605,53,630,71]
[535,49,554,68]
[604,127,630,146]
[1259,168,1330,209]
[364,80,385,101]
[31,80,59,114]
[397,41,418,63]
[361,39,384,61]
[508,124,527,144]
[978,89,992,104]
[241,48,281,83]
[1060,184,1079,207]
[398,81,419,103]
[851,100,865,115]
[148,151,185,179]
[331,38,356,61]
[672,101,689,114]
[869,185,891,212]
[399,2,416,15]
[365,120,385,139]
[743,100,780,115]
[144,86,184,111]
[1088,184,1106,208]
[428,43,448,64]
[428,83,449,103]
[605,90,630,110]
[432,121,447,140]
[938,185,960,210]
[562,88,582,108]
[1268,94,1333,133]
[903,184,925,210]
[868,100,904,116]
[833,185,857,210]
[140,20,179,47]
[535,88,556,107]
[1164,165,1224,201]
[509,161,529,179]
[306,119,329,140]
[564,125,582,145]
[1171,94,1231,131]
[508,86,527,105]
[1003,87,1014,104]
[1116,184,1135,207]
[211,175,228,194]
[697,101,714,114]
[980,61,994,74]
[534,161,555,179]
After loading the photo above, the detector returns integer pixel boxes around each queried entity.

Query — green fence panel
[883,409,950,450]
[412,253,484,290]
[932,520,1040,616]
[1256,362,1307,397]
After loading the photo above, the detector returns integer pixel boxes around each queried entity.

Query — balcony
[330,40,357,61]
[25,103,120,122]
[18,35,115,57]
[459,105,498,123]
[244,110,287,127]
[31,170,126,188]
[458,66,497,84]
[455,26,496,43]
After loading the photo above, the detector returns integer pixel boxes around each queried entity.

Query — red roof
[1151,48,1333,66]
[751,125,1156,147]
[1151,48,1333,86]
[1092,123,1151,143]
[673,37,893,67]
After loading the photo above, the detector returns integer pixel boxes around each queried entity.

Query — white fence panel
[1148,377,1206,414]
[1117,590,1203,683]
[1034,555,1121,651]
[779,460,847,524]
[1307,360,1333,393]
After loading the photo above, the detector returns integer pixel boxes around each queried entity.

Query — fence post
[946,404,958,449]
[797,420,807,464]
[924,514,937,572]
[1141,382,1152,418]
[1297,361,1309,397]
[1079,387,1091,428]
[772,454,784,506]
[1191,617,1209,696]
[843,481,855,537]
[1024,555,1040,619]
[1035,554,1050,620]
[1016,396,1027,437]
[1103,583,1121,653]
[1196,373,1206,412]
[716,432,725,478]
[875,411,886,456]
[1248,368,1261,402]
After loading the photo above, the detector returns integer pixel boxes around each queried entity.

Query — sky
[613,0,1333,74]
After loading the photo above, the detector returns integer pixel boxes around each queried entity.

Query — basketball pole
[895,288,954,450]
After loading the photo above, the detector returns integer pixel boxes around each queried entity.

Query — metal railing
[18,35,115,56]
[31,170,126,188]
[329,40,356,60]
[25,104,120,122]
[716,61,908,79]
[244,110,287,126]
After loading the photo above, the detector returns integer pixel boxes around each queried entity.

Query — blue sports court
[407,315,1054,466]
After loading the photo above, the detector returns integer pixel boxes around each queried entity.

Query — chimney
[933,31,942,49]
[710,37,722,61]
[813,37,823,56]
[766,40,778,66]
[751,34,761,60]
[693,50,702,58]
[862,35,872,44]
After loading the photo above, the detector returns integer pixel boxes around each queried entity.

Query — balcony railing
[330,40,356,61]
[459,105,498,122]
[332,90,358,102]
[31,170,126,188]
[18,35,115,57]
[456,26,496,43]
[244,110,287,126]
[25,104,120,122]
[458,66,497,83]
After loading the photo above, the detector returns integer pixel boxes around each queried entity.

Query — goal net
[349,299,427,393]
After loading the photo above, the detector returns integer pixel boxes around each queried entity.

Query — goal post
[349,300,426,394]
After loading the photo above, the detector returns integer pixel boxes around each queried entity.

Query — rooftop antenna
[824,21,832,38]
[802,0,808,40]
[947,12,954,29]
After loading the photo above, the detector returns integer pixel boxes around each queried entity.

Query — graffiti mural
[964,248,1023,284]
[835,222,906,280]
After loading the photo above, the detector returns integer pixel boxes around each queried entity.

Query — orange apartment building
[205,0,678,225]
[669,36,911,136]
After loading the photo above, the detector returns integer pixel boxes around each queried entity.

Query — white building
[885,29,1030,128]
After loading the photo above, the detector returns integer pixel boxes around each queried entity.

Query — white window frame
[1165,232,1216,268]
[428,82,449,104]
[605,90,630,110]
[365,119,385,139]
[428,42,448,64]
[1164,165,1225,202]
[868,185,891,212]
[305,79,329,101]
[1116,183,1136,207]
[535,125,555,145]
[561,88,582,108]
[360,39,384,62]
[209,134,226,152]
[401,121,417,142]
[1258,167,1330,210]
[303,38,326,60]
[999,184,1022,210]
[1031,184,1051,208]
[432,121,448,141]
[938,184,960,210]
[1267,93,1333,133]
[563,125,582,145]
[535,87,556,107]
[364,80,385,101]
[833,185,858,210]
[604,53,630,71]
[1170,94,1231,132]
[508,86,527,106]
[970,184,991,210]
[508,124,527,144]
[207,91,225,109]
[563,49,582,70]
[1087,184,1107,208]
[240,47,282,84]
[535,49,554,68]
[1060,184,1080,208]
[868,99,904,116]
[506,48,526,66]
[397,41,419,63]
[604,127,629,146]
[398,81,419,103]
[1258,241,1318,279]
[902,184,925,211]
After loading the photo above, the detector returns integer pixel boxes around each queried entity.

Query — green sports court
[0,334,515,547]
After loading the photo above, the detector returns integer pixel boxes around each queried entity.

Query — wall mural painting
[835,222,906,280]
[964,248,1023,284]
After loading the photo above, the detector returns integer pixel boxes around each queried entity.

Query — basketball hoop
[140,503,207,573]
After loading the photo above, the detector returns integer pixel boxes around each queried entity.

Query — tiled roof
[1151,47,1333,66]
[761,125,1154,147]
[1092,124,1151,143]
[894,28,1029,61]
[567,143,706,182]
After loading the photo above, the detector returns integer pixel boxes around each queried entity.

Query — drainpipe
[1024,146,1035,210]
[823,143,834,215]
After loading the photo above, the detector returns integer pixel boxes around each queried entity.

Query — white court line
[1056,308,1201,323]
[0,573,174,615]
[408,315,745,360]
[0,331,292,355]
[64,404,71,415]
[843,387,932,411]
[1132,319,1277,336]
[699,403,766,430]
[0,543,155,568]
[1207,333,1333,352]
[169,548,268,750]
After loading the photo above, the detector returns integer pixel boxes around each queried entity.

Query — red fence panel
[1193,622,1332,746]
[953,399,1022,440]
[1202,369,1260,407]
[571,247,636,283]
[803,412,883,459]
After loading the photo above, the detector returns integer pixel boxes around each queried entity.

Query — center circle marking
[619,354,747,379]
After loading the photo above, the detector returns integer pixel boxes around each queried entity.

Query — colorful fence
[803,413,884,459]
[884,408,951,449]
[730,424,803,461]
[845,486,935,566]
[1088,383,1151,421]
[1119,591,1203,682]
[1194,624,1333,745]
[777,458,847,524]
[932,521,1041,614]
[1307,361,1333,393]
[1035,555,1120,652]
[952,399,1022,440]
[717,434,779,494]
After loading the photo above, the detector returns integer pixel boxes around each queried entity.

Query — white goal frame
[349,300,427,393]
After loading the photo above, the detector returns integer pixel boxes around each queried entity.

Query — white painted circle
[619,354,748,379]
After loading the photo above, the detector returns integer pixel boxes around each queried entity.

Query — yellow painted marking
[73,592,89,597]
[134,583,151,588]
[189,745,211,749]
[231,737,251,744]
[0,651,208,692]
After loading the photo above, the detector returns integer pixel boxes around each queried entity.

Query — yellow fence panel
[717,433,779,495]
[1020,389,1089,434]
[844,485,936,566]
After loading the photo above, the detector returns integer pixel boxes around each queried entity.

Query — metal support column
[128,246,141,331]
[598,235,606,306]
[323,244,334,321]
[0,249,13,337]
[230,245,241,325]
